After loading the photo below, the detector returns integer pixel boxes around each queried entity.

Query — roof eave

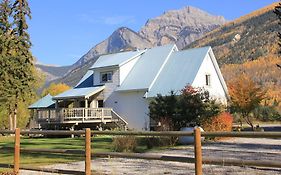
[115,88,148,92]
[89,65,119,70]
[52,95,85,100]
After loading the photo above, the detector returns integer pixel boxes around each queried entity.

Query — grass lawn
[0,135,158,173]
[0,135,114,172]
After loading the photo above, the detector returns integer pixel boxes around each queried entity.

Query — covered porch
[29,86,127,130]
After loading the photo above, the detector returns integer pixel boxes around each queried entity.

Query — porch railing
[36,108,114,123]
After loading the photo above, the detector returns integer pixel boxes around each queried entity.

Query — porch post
[85,98,88,121]
[48,109,51,124]
[55,100,60,122]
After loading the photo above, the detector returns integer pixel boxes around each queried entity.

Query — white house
[29,44,228,131]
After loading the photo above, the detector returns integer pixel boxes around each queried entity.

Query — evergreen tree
[0,0,12,33]
[0,0,15,130]
[0,0,36,130]
[10,0,35,129]
[274,2,281,54]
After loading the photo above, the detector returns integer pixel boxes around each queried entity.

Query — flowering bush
[202,112,233,132]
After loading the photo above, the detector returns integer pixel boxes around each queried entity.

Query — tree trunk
[13,103,17,129]
[239,116,243,127]
[245,115,254,131]
[9,110,13,130]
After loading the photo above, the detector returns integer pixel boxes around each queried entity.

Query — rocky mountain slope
[36,64,72,82]
[139,6,226,49]
[73,27,152,68]
[38,6,226,87]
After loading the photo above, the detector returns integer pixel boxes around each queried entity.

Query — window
[100,71,113,83]
[205,74,211,86]
[97,100,104,108]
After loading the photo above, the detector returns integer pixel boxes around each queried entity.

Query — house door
[97,100,104,108]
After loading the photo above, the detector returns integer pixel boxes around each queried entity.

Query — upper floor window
[205,74,211,86]
[100,71,113,83]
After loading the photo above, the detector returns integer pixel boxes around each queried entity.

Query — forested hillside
[186,3,279,64]
[186,3,281,109]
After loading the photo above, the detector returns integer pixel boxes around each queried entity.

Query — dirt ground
[20,137,281,175]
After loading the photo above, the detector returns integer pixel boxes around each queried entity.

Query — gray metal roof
[28,94,55,109]
[146,47,210,97]
[90,50,145,69]
[117,44,176,91]
[53,86,105,100]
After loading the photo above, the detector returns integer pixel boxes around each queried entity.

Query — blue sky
[28,0,278,66]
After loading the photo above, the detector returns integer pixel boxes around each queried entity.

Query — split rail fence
[0,128,281,175]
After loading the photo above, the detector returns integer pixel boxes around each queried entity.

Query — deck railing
[36,108,114,123]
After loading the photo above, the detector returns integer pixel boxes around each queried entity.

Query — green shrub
[112,136,137,152]
[149,86,223,131]
[253,106,281,121]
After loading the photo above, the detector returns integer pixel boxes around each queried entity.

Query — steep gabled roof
[146,47,210,97]
[90,50,145,69]
[28,94,55,109]
[117,44,177,91]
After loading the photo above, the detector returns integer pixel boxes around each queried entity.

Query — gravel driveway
[20,138,281,175]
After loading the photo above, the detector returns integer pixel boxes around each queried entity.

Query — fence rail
[1,130,281,137]
[0,129,280,175]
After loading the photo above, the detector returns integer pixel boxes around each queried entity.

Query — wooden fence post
[194,128,202,175]
[85,128,91,175]
[14,128,20,175]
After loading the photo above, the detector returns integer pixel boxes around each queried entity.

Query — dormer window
[205,74,211,86]
[100,71,113,83]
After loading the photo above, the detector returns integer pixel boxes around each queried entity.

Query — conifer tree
[0,0,36,130]
[0,0,12,33]
[274,2,281,54]
[0,0,15,130]
[10,0,35,129]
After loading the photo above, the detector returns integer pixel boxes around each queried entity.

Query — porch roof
[53,86,105,100]
[28,94,55,109]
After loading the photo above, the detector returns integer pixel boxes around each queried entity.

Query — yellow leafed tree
[228,73,266,129]
[41,83,70,97]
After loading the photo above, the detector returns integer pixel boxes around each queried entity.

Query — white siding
[192,54,228,104]
[105,91,149,131]
[93,68,120,100]
[119,56,140,85]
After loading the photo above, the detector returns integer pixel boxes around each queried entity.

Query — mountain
[38,6,227,87]
[39,27,152,87]
[36,64,72,81]
[140,6,226,49]
[185,3,279,65]
[185,3,281,108]
[73,27,152,68]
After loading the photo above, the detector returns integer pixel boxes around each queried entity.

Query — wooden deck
[35,108,127,126]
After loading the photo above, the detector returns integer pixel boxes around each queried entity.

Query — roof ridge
[146,44,178,95]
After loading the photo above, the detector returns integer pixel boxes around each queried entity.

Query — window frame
[100,71,113,83]
[205,74,211,86]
